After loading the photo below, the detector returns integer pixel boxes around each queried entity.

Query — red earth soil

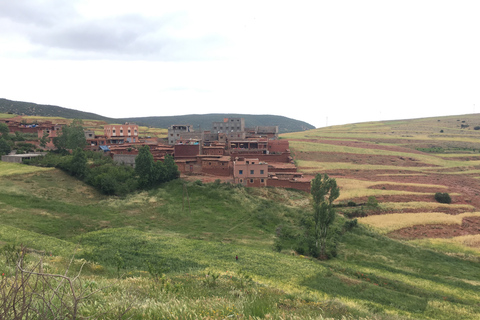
[388,217,480,240]
[293,138,480,240]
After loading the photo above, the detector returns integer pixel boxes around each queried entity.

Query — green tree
[0,122,9,137]
[69,148,88,179]
[163,154,180,181]
[0,138,11,156]
[53,119,86,150]
[310,173,340,259]
[135,145,155,189]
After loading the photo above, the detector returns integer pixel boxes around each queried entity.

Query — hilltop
[0,98,315,133]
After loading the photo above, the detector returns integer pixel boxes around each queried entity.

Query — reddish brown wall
[201,160,232,176]
[267,179,310,193]
[230,152,290,163]
[268,139,290,153]
[203,148,224,156]
[174,144,201,158]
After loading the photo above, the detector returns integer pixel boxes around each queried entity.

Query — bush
[343,219,358,232]
[474,126,480,130]
[366,196,379,208]
[434,192,451,204]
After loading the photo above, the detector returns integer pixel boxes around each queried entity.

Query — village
[1,117,312,192]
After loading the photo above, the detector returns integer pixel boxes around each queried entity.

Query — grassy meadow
[0,163,479,319]
[1,113,480,318]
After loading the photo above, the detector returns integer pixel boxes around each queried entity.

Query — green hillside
[1,163,479,319]
[0,98,315,133]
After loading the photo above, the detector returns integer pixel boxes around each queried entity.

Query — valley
[1,112,480,319]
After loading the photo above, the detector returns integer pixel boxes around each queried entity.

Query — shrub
[366,196,379,208]
[347,201,357,207]
[343,219,358,232]
[434,192,452,204]
[474,126,480,130]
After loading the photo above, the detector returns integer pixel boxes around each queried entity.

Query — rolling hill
[1,112,480,319]
[0,98,315,133]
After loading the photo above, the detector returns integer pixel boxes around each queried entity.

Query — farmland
[284,114,480,249]
[0,113,480,319]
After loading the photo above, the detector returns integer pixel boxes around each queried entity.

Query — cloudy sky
[1,1,479,128]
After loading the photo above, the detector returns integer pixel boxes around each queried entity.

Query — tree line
[24,120,179,196]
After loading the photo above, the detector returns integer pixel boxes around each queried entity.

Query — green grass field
[1,165,479,319]
[1,114,480,319]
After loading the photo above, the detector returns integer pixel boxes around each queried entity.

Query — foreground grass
[1,169,480,319]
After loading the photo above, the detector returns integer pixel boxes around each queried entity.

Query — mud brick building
[104,123,139,143]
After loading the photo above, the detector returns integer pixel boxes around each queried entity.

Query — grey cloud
[34,15,162,52]
[0,1,78,27]
[0,1,227,61]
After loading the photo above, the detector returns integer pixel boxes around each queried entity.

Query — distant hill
[119,114,314,133]
[0,98,315,133]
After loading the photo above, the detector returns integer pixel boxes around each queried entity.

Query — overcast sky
[1,1,479,128]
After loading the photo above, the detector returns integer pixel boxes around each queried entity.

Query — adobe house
[203,144,225,156]
[233,158,268,187]
[174,140,202,158]
[201,156,232,176]
[104,123,139,143]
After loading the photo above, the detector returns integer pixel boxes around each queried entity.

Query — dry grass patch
[359,212,480,234]
[335,178,438,201]
[448,235,480,250]
[0,162,53,177]
[381,201,475,212]
[296,160,420,173]
[413,235,480,252]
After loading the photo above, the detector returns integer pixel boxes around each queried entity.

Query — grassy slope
[1,164,479,319]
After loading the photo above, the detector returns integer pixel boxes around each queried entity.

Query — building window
[250,179,254,183]
[250,170,254,174]
[239,170,243,175]
[261,179,264,183]
[260,170,264,174]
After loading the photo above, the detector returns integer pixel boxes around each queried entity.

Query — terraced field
[283,114,480,251]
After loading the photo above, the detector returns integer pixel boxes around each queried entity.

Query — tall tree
[163,154,180,181]
[53,119,86,151]
[69,148,88,179]
[310,173,340,258]
[135,145,155,188]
